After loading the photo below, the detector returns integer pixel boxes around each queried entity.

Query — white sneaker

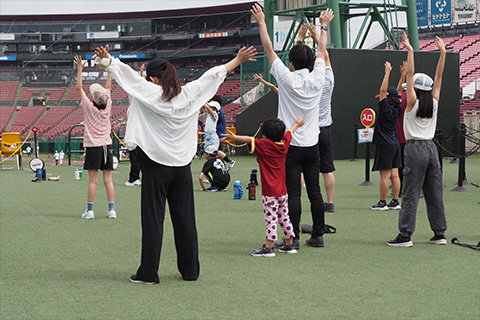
[81,210,94,219]
[107,210,117,219]
[125,179,141,186]
[227,160,235,171]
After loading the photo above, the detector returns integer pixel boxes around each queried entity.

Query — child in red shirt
[223,117,305,257]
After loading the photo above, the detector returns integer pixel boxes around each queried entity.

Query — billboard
[0,56,17,61]
[417,0,429,26]
[453,0,477,23]
[431,0,452,25]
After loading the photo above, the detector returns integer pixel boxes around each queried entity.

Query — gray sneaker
[325,203,335,212]
[274,238,300,249]
[250,245,275,257]
[305,236,324,247]
[278,243,297,254]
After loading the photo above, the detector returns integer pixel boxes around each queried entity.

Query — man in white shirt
[251,3,334,248]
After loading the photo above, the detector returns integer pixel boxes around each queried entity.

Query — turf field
[1,154,479,319]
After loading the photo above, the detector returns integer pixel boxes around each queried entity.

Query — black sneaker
[274,238,300,249]
[129,275,158,285]
[305,236,324,247]
[387,234,413,247]
[325,202,335,212]
[429,234,447,245]
[277,243,298,254]
[250,245,275,257]
[371,200,388,211]
[387,199,401,210]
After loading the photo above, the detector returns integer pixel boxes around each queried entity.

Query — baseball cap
[204,145,218,155]
[413,73,433,91]
[208,101,221,111]
[375,86,400,98]
[89,84,109,106]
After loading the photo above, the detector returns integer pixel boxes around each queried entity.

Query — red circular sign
[360,108,376,128]
[32,126,38,133]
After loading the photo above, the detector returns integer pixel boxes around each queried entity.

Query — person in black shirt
[199,145,231,192]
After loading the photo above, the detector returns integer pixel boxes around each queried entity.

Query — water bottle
[233,180,243,199]
[74,169,80,181]
[78,168,83,180]
[250,169,258,186]
[247,182,256,200]
[36,168,43,180]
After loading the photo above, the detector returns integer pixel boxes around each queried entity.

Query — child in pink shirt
[74,55,116,220]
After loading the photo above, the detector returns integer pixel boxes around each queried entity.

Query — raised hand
[297,24,311,42]
[401,32,413,51]
[400,60,407,75]
[295,117,306,127]
[74,55,84,69]
[319,8,334,26]
[384,61,392,73]
[251,3,265,24]
[253,73,263,82]
[236,46,258,63]
[435,36,446,52]
[93,44,110,59]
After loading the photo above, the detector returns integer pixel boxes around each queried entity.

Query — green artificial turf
[1,154,479,319]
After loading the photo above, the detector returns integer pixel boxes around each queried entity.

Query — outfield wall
[236,48,460,159]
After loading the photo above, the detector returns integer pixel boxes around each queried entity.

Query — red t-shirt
[248,130,292,196]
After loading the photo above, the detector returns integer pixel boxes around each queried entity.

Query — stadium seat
[0,132,22,170]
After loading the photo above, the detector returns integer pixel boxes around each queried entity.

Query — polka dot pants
[262,194,295,241]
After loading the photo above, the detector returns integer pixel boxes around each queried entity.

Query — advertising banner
[417,0,429,26]
[453,0,477,23]
[431,0,452,25]
[0,56,16,61]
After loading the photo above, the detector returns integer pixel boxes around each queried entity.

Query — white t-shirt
[404,98,438,140]
[104,58,227,166]
[270,57,326,147]
[204,102,219,133]
[318,66,334,127]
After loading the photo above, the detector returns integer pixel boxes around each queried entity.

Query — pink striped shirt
[80,91,112,147]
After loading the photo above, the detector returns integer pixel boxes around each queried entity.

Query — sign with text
[86,31,119,39]
[360,108,376,128]
[274,20,292,51]
[417,0,429,26]
[431,0,452,25]
[453,0,477,23]
[86,53,146,60]
[199,32,228,38]
[0,55,16,61]
[358,128,374,144]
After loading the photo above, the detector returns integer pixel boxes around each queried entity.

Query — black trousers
[286,145,325,239]
[135,148,199,283]
[128,148,142,183]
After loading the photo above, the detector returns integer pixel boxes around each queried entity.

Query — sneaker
[387,199,401,210]
[250,245,275,257]
[203,179,211,184]
[387,234,413,247]
[217,188,227,192]
[371,200,388,211]
[305,236,324,247]
[125,179,141,186]
[325,202,335,212]
[81,210,94,219]
[107,210,117,219]
[227,160,235,171]
[129,275,158,285]
[429,234,447,245]
[274,238,300,249]
[206,186,218,192]
[278,243,298,254]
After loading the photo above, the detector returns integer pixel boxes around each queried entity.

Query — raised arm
[203,103,215,117]
[251,3,277,65]
[431,36,446,102]
[106,73,111,92]
[296,24,310,43]
[254,73,278,94]
[224,46,257,74]
[74,55,84,97]
[379,61,392,101]
[289,117,306,133]
[311,9,334,60]
[221,130,252,145]
[396,61,407,94]
[402,32,416,111]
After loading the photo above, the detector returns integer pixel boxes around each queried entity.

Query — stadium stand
[8,106,46,136]
[0,81,20,103]
[0,106,16,133]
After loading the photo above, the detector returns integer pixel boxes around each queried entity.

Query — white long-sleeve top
[103,58,227,166]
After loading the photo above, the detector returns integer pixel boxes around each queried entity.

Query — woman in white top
[93,45,257,284]
[387,32,447,247]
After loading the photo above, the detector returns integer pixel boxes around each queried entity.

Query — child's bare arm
[106,73,112,92]
[199,172,207,191]
[222,130,252,144]
[290,117,306,133]
[203,103,215,117]
[254,73,278,94]
[379,61,392,100]
[74,55,84,97]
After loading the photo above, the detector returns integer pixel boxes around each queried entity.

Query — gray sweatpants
[399,140,447,237]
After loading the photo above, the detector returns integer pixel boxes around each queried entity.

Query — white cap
[413,73,433,91]
[204,145,218,155]
[208,101,221,111]
[401,83,406,91]
[89,83,109,106]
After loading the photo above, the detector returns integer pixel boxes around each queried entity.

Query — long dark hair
[416,89,434,119]
[387,96,401,109]
[146,59,181,102]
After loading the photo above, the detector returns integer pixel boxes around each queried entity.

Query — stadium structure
[0,0,479,158]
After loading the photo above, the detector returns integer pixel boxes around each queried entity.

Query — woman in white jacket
[93,45,256,284]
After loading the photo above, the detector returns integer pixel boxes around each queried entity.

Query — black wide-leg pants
[135,148,199,283]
